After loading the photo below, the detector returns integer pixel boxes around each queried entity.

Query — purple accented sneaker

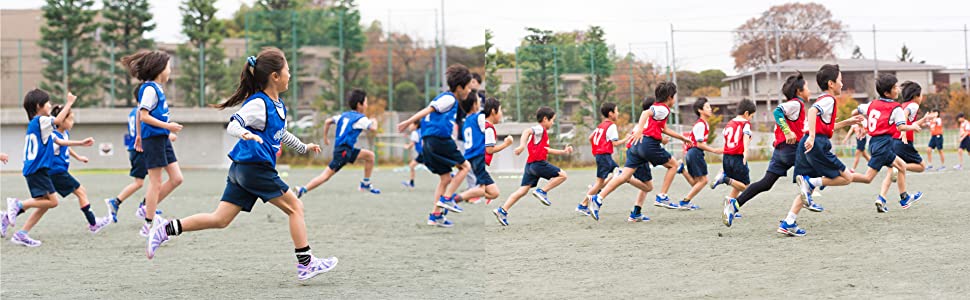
[135,204,163,219]
[10,231,42,247]
[89,215,112,234]
[139,222,151,237]
[0,211,10,238]
[297,256,339,281]
[146,218,170,259]
[5,198,22,230]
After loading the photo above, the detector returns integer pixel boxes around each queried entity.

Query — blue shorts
[722,154,750,185]
[856,137,867,151]
[129,150,147,179]
[413,153,424,164]
[625,137,671,169]
[25,168,56,199]
[468,155,494,186]
[961,137,970,151]
[766,143,796,177]
[795,135,845,179]
[49,171,80,197]
[684,147,708,177]
[632,165,652,182]
[521,161,561,187]
[867,135,897,171]
[594,154,618,179]
[422,136,466,175]
[221,162,289,212]
[927,135,943,150]
[893,139,923,164]
[142,135,177,169]
[329,145,360,172]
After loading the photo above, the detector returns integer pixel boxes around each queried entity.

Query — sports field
[2,153,968,298]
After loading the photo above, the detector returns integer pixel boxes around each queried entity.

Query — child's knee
[558,171,568,179]
[46,196,59,208]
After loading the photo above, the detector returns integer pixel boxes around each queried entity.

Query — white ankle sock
[784,212,797,224]
[809,178,823,187]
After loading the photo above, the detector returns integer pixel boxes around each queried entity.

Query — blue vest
[463,112,485,159]
[421,92,458,138]
[22,116,54,176]
[334,111,366,148]
[414,129,423,153]
[125,107,137,151]
[138,82,170,138]
[228,92,287,167]
[49,130,71,175]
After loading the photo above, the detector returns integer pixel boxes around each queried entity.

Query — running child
[103,105,167,223]
[123,50,185,237]
[957,113,970,170]
[492,106,573,226]
[47,105,112,233]
[841,119,870,172]
[713,100,755,226]
[294,89,380,197]
[576,102,630,216]
[145,49,337,281]
[401,121,423,190]
[588,82,693,220]
[2,90,94,246]
[777,64,865,236]
[877,81,932,209]
[674,97,723,209]
[395,64,477,228]
[925,110,945,170]
[452,97,513,205]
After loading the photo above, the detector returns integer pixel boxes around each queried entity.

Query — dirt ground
[2,152,968,298]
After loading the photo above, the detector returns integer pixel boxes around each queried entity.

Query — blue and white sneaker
[734,212,743,218]
[900,192,922,209]
[531,188,551,206]
[628,211,651,222]
[493,208,509,226]
[359,181,381,194]
[677,200,700,211]
[804,202,825,212]
[295,186,308,198]
[401,181,415,190]
[576,204,591,216]
[104,198,120,223]
[710,172,727,189]
[722,197,738,227]
[435,196,463,213]
[589,195,602,221]
[654,194,675,209]
[2,198,20,238]
[795,175,816,208]
[676,163,685,174]
[875,195,889,213]
[429,213,453,228]
[777,220,806,237]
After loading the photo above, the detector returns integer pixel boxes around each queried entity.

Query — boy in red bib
[713,99,755,227]
[576,102,630,216]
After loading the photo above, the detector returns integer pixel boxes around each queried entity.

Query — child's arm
[546,144,574,156]
[696,140,722,154]
[54,92,77,128]
[773,104,797,144]
[513,128,533,156]
[834,115,862,130]
[0,152,8,164]
[322,117,335,145]
[68,148,89,163]
[139,110,182,133]
[840,126,854,144]
[742,134,751,164]
[488,136,515,154]
[629,110,652,146]
[54,136,95,147]
[661,126,691,143]
[404,140,414,150]
[396,107,434,132]
[803,107,819,152]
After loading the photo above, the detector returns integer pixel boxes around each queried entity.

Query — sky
[3,0,968,74]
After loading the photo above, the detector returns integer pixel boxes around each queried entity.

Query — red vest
[590,120,615,155]
[723,119,750,155]
[866,99,901,137]
[896,101,917,141]
[773,98,806,147]
[526,126,549,163]
[683,119,709,152]
[815,94,837,138]
[484,121,495,165]
[643,102,669,140]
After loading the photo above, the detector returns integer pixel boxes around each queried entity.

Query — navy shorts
[856,137,867,151]
[329,145,361,172]
[413,153,424,164]
[594,154,618,179]
[868,135,897,171]
[722,154,750,185]
[129,150,147,179]
[766,143,796,177]
[632,165,652,182]
[221,163,289,212]
[521,161,561,187]
[927,135,943,150]
[893,139,922,164]
[422,136,466,175]
[795,135,845,179]
[468,155,494,186]
[25,168,56,199]
[49,172,80,197]
[142,135,177,169]
[625,137,671,169]
[961,137,970,151]
[684,147,708,177]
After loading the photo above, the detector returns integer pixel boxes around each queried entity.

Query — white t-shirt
[691,121,708,143]
[331,115,373,130]
[485,125,497,147]
[531,125,544,144]
[138,83,164,111]
[650,105,670,120]
[429,94,457,113]
[605,123,619,141]
[409,130,420,143]
[778,101,802,121]
[814,96,836,124]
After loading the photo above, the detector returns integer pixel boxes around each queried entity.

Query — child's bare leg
[659,158,679,195]
[179,201,242,232]
[727,179,747,192]
[482,184,500,200]
[432,174,450,214]
[582,177,606,206]
[633,190,648,207]
[541,171,568,192]
[74,185,90,207]
[144,168,163,221]
[683,175,708,201]
[305,168,337,192]
[409,160,417,181]
[500,186,531,211]
[269,191,309,248]
[444,161,470,196]
[598,167,635,201]
[357,149,375,179]
[156,162,184,205]
[21,195,58,232]
[116,178,144,202]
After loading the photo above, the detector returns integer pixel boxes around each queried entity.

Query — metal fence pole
[554,45,560,136]
[18,39,23,101]
[774,26,782,108]
[628,47,635,120]
[109,40,116,108]
[589,45,596,119]
[670,24,678,126]
[199,42,205,107]
[338,10,345,111]
[873,24,879,80]
[62,39,68,99]
[387,11,394,111]
[425,70,431,104]
[291,10,298,117]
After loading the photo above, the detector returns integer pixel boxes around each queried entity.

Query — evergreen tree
[577,26,617,126]
[99,0,155,107]
[176,0,234,107]
[318,0,369,112]
[39,0,101,106]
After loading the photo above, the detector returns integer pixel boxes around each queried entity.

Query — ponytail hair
[121,50,170,100]
[218,47,287,109]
